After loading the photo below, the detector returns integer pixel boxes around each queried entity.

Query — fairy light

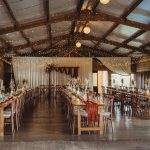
[100,0,110,5]
[83,26,91,34]
[76,41,82,48]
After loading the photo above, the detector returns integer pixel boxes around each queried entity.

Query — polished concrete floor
[0,94,150,149]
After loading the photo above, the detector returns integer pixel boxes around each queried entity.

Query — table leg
[77,108,81,135]
[0,107,4,137]
[99,112,103,134]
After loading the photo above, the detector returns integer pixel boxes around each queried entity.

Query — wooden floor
[2,94,150,141]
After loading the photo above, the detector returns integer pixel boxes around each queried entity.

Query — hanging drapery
[12,57,93,88]
[97,57,131,76]
[46,65,79,78]
[137,56,150,72]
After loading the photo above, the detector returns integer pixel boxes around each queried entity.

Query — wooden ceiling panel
[33,43,50,50]
[17,47,32,54]
[49,0,77,15]
[0,0,150,57]
[99,43,116,51]
[128,51,146,58]
[88,21,114,38]
[6,0,45,23]
[133,31,150,45]
[128,41,143,47]
[106,25,139,43]
[97,0,134,17]
[127,0,150,24]
[80,40,95,48]
[0,32,27,46]
[115,48,132,55]
[23,25,48,42]
[51,21,71,37]
[0,2,13,27]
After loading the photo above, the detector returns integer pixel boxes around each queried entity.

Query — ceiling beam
[44,0,52,46]
[2,0,35,53]
[139,42,150,49]
[75,0,99,33]
[69,0,84,37]
[111,24,150,53]
[1,33,149,55]
[93,0,144,49]
[39,44,116,57]
[1,7,150,36]
[0,37,20,56]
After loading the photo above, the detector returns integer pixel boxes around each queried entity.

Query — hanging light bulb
[83,26,91,34]
[100,0,110,5]
[76,41,81,48]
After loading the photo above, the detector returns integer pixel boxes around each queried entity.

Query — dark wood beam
[75,0,99,33]
[0,37,20,56]
[39,44,117,57]
[93,0,144,48]
[1,33,149,55]
[44,0,52,46]
[1,8,150,36]
[140,42,150,49]
[111,28,149,53]
[2,0,35,53]
[70,0,84,35]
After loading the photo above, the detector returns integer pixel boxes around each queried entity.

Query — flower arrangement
[46,64,56,73]
[144,79,150,89]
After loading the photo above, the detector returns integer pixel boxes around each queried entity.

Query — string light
[100,0,110,5]
[83,26,91,34]
[76,41,81,48]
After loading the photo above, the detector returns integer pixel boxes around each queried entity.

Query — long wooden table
[0,89,36,137]
[0,95,18,137]
[62,89,104,135]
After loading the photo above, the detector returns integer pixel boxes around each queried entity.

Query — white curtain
[97,57,131,75]
[137,57,150,72]
[12,57,93,88]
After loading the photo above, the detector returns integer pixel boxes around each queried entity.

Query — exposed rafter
[38,44,117,57]
[93,0,144,49]
[140,42,150,49]
[69,0,84,40]
[1,8,150,36]
[0,37,19,56]
[111,24,150,54]
[44,0,52,46]
[1,33,149,55]
[75,0,99,33]
[2,0,35,53]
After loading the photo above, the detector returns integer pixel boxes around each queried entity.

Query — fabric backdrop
[137,57,150,72]
[12,57,92,88]
[97,57,131,76]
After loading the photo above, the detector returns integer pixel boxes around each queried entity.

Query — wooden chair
[66,94,88,135]
[15,92,25,131]
[102,94,114,134]
[124,92,132,116]
[137,94,149,117]
[4,97,16,134]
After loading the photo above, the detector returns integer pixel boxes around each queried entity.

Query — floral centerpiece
[46,64,56,73]
[10,79,15,94]
[144,79,150,95]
